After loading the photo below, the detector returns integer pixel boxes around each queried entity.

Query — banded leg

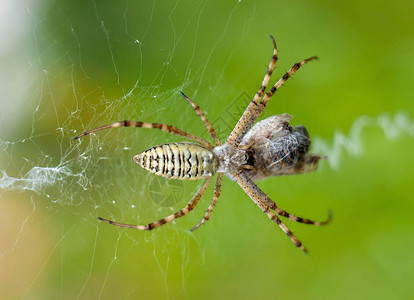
[98,177,213,230]
[235,56,317,145]
[231,171,307,252]
[74,120,214,150]
[237,171,330,225]
[263,207,307,252]
[226,35,278,145]
[180,92,221,146]
[190,173,223,231]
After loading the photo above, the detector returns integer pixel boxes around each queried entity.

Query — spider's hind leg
[73,120,214,149]
[190,174,223,231]
[98,177,213,230]
[180,92,221,146]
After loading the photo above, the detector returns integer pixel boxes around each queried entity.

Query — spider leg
[74,120,214,150]
[98,177,213,230]
[190,173,223,231]
[232,171,307,252]
[235,56,317,145]
[227,35,278,145]
[180,92,221,146]
[236,171,331,225]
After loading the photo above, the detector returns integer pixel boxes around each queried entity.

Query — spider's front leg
[237,171,331,226]
[226,35,278,145]
[231,171,308,252]
[236,56,318,144]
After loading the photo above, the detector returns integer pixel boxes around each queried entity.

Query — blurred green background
[1,0,414,299]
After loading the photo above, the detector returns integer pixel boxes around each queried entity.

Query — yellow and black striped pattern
[134,142,218,180]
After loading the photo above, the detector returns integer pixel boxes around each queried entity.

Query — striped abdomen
[133,142,218,180]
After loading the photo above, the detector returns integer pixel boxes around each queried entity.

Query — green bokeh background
[1,0,413,299]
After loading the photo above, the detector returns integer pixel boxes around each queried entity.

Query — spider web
[1,0,413,299]
[0,1,242,298]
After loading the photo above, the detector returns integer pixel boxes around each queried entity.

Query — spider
[74,36,330,252]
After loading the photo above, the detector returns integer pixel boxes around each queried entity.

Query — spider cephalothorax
[74,36,330,252]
